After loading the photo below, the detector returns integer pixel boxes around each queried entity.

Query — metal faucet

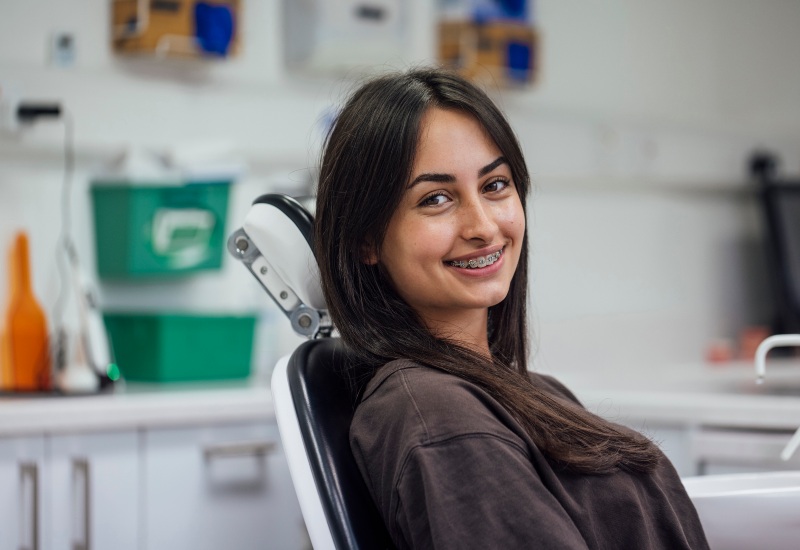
[754,334,800,460]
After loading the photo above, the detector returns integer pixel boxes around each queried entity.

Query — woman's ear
[360,239,379,265]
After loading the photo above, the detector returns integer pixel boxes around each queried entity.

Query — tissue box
[91,182,230,279]
[104,312,256,382]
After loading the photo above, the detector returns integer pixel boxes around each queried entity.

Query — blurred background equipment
[438,0,537,87]
[103,312,256,382]
[751,152,800,338]
[283,0,407,73]
[91,181,231,278]
[112,0,240,58]
[1,232,52,392]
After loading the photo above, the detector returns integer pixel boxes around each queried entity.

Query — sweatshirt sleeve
[390,433,590,550]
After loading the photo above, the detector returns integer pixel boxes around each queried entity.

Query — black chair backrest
[761,181,800,333]
[288,338,395,550]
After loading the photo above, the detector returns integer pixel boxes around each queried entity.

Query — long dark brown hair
[314,68,659,474]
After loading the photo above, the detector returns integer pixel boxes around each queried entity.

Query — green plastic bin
[104,313,256,382]
[91,182,231,279]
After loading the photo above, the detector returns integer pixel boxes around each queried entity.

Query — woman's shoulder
[352,358,525,449]
[529,371,583,406]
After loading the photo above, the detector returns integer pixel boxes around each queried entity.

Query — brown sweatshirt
[350,359,709,550]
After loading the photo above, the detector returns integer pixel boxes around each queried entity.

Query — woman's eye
[419,193,449,207]
[484,178,510,193]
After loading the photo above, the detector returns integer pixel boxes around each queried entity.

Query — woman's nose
[459,198,498,242]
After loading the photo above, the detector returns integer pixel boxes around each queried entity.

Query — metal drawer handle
[72,458,91,550]
[202,441,277,460]
[19,462,39,550]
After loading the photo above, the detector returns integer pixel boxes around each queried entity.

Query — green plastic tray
[104,313,256,382]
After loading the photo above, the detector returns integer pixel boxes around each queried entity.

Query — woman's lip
[445,246,504,263]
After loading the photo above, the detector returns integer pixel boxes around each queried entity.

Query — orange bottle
[1,232,51,391]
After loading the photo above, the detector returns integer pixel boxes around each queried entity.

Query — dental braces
[449,249,502,269]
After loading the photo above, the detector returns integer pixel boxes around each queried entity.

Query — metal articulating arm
[227,194,332,339]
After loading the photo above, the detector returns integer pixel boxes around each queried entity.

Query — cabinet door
[0,436,46,550]
[143,422,307,550]
[47,431,139,550]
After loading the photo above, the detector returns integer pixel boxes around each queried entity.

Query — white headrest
[241,199,326,311]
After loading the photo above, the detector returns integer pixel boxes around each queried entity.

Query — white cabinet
[0,431,139,550]
[143,422,307,550]
[0,436,46,550]
[48,431,139,550]
[1,389,306,550]
[1,423,305,550]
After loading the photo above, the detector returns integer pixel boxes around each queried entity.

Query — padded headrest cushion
[243,194,326,310]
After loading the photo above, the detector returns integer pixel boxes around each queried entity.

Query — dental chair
[228,195,393,550]
[230,194,800,550]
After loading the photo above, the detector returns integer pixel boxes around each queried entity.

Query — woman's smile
[446,247,504,270]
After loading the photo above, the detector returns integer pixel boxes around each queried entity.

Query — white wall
[1,0,799,373]
[532,0,800,136]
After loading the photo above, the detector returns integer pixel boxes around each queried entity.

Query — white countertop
[0,378,274,436]
[3,358,800,437]
[553,358,800,430]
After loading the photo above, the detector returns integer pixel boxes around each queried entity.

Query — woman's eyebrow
[408,156,508,188]
[478,156,507,177]
[408,172,455,188]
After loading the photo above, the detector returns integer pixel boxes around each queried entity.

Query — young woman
[314,68,708,549]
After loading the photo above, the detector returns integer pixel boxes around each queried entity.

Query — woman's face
[376,107,525,336]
